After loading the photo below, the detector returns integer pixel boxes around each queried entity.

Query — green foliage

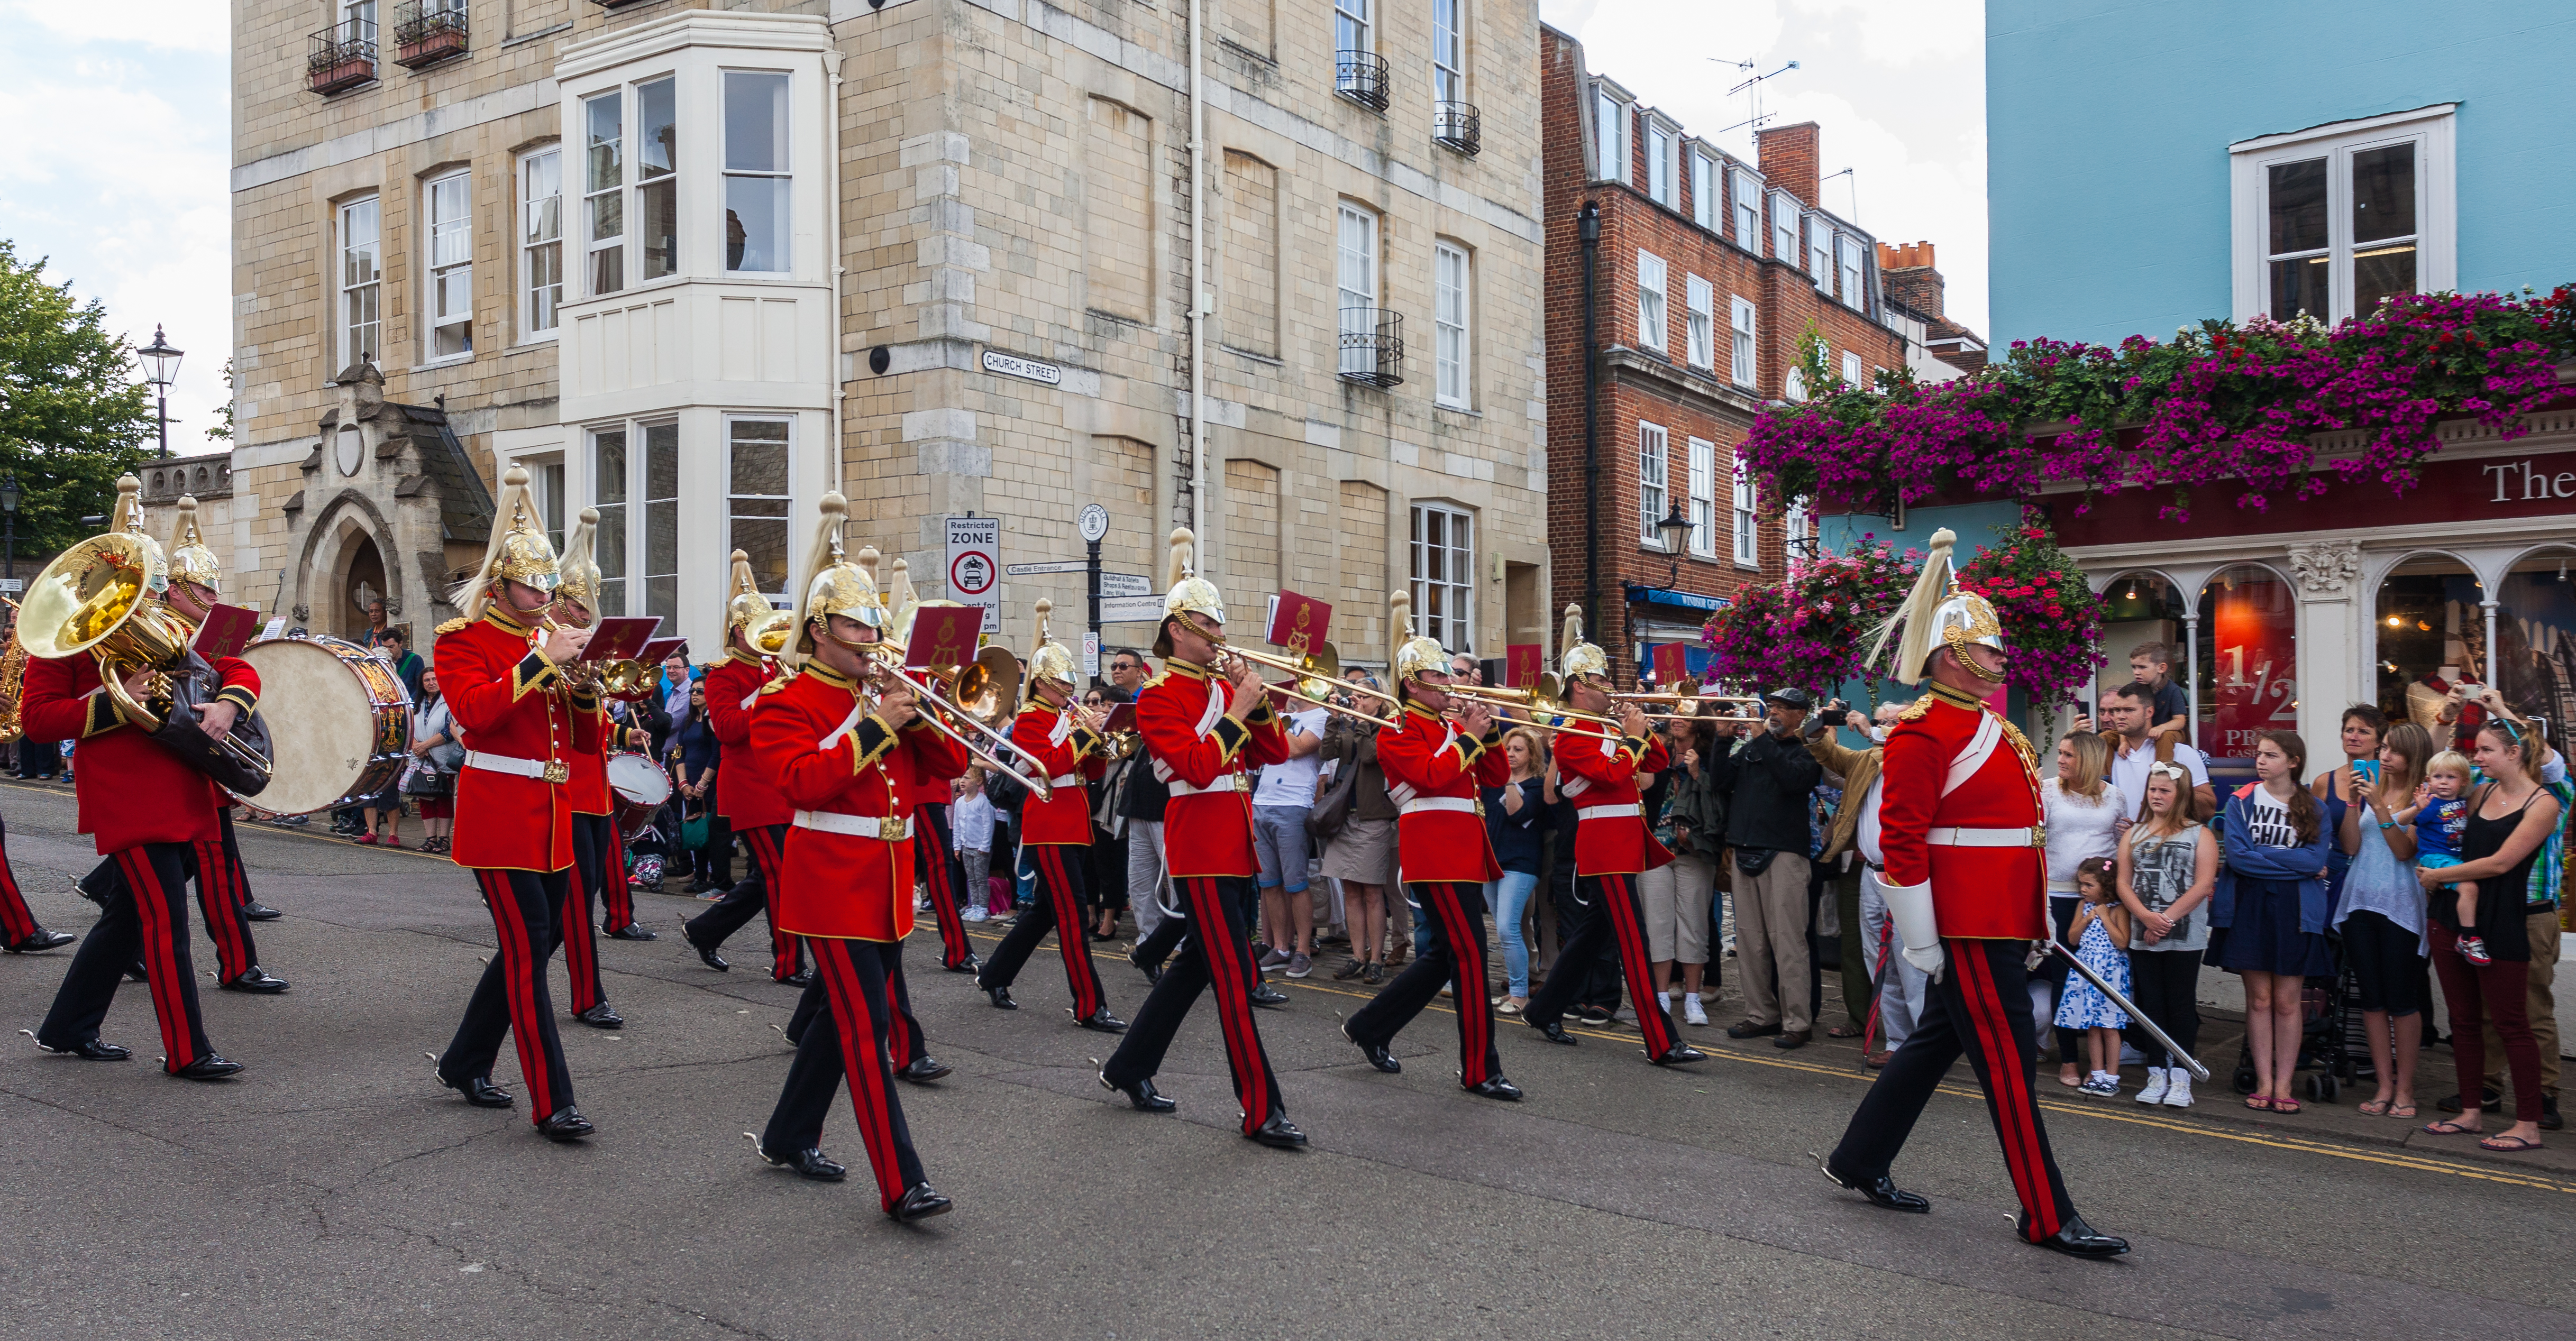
[0,240,155,552]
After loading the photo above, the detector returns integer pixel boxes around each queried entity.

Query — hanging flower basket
[1956,517,2107,710]
[1702,538,1921,697]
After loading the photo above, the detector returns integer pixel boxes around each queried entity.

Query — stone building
[217,0,1553,665]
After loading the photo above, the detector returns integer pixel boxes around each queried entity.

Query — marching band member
[1096,530,1306,1150]
[546,509,626,1031]
[165,496,288,994]
[429,465,599,1141]
[23,479,257,1078]
[1822,532,2126,1257]
[751,495,958,1221]
[976,599,1122,1032]
[1520,608,1706,1068]
[683,549,807,981]
[885,558,978,976]
[1341,593,1520,1100]
[0,806,76,956]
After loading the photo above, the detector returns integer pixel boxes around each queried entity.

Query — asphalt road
[0,776,2566,1340]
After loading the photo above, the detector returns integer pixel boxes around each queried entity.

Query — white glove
[1881,877,1947,982]
[1903,941,1948,981]
[2024,939,2051,973]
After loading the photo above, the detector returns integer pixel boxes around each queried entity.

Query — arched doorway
[336,530,387,642]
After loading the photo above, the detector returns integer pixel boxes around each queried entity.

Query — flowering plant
[1744,286,2576,521]
[1956,518,2106,708]
[1702,538,1920,694]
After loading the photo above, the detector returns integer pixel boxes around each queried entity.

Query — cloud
[0,0,229,53]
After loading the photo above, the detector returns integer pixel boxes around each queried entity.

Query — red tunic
[1378,704,1506,884]
[436,610,596,872]
[705,651,791,829]
[1553,717,1673,877]
[756,662,969,942]
[1876,686,2048,941]
[1138,660,1289,879]
[569,698,612,817]
[1010,701,1107,846]
[20,648,260,855]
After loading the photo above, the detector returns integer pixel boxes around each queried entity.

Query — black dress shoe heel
[428,1054,516,1109]
[242,902,284,922]
[536,1107,595,1142]
[897,1056,954,1083]
[5,929,77,953]
[171,1055,245,1081]
[574,1004,625,1030]
[680,916,730,971]
[221,967,291,994]
[1467,1076,1524,1101]
[777,968,814,988]
[1247,1114,1308,1150]
[1822,1160,1930,1213]
[608,924,659,941]
[746,1133,847,1181]
[26,1030,129,1061]
[890,1183,952,1223]
[1095,1063,1175,1113]
[1342,1023,1401,1073]
[1250,982,1289,1007]
[2020,1212,2130,1257]
[1074,1008,1127,1034]
[1527,1017,1579,1045]
[1650,1044,1707,1066]
[947,952,982,976]
[1128,950,1162,985]
[980,982,1018,1011]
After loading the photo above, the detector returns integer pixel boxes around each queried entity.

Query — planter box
[395,28,466,68]
[309,58,374,94]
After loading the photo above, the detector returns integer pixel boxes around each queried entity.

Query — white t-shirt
[2042,778,2128,893]
[1251,708,1330,808]
[2242,787,2301,848]
[2108,738,2209,819]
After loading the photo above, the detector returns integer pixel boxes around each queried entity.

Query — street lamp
[1,471,16,586]
[138,325,184,459]
[1654,500,1694,586]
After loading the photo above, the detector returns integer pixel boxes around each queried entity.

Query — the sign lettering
[2482,458,2576,504]
[981,350,1063,386]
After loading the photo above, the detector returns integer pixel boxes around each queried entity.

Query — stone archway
[294,491,405,641]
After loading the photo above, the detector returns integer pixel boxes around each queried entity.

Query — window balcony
[1338,308,1404,389]
[592,0,660,8]
[307,19,377,95]
[391,3,469,69]
[1433,100,1481,156]
[1335,51,1390,113]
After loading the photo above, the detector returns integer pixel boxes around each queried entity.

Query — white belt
[1400,797,1479,816]
[793,810,911,841]
[1928,825,2040,848]
[1576,804,1643,822]
[1046,773,1082,789]
[466,750,569,784]
[1167,775,1252,797]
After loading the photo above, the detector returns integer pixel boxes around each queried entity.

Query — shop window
[2376,548,2576,748]
[2195,563,2297,774]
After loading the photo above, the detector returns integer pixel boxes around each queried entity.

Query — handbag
[1733,846,1778,877]
[1308,763,1360,840]
[680,811,710,852]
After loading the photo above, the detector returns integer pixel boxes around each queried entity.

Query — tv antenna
[1709,57,1799,139]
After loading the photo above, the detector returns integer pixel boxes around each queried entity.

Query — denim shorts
[1253,804,1313,892]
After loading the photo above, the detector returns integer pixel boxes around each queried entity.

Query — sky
[0,0,1988,464]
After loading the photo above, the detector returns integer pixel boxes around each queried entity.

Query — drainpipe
[1579,200,1601,657]
[1187,0,1210,555]
[826,50,847,506]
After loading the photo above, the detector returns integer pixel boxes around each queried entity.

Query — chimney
[1754,122,1820,208]
[1876,240,1944,320]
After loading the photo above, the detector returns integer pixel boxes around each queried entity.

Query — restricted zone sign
[945,515,1001,632]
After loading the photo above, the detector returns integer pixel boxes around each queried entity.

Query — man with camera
[1709,687,1825,1049]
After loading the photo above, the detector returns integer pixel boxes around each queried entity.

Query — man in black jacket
[1708,687,1824,1048]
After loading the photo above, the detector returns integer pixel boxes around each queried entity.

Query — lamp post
[1,472,16,586]
[138,325,184,460]
[1655,500,1695,587]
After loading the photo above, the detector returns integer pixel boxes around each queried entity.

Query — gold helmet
[1025,597,1078,702]
[1559,604,1609,684]
[1388,589,1447,694]
[451,463,560,621]
[1155,527,1225,658]
[787,492,883,663]
[556,507,603,616]
[1868,528,2006,685]
[102,474,169,596]
[166,494,221,594]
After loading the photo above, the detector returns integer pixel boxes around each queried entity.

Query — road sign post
[1076,503,1110,648]
[945,513,1002,632]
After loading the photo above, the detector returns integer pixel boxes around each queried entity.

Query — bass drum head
[607,750,672,805]
[239,638,377,815]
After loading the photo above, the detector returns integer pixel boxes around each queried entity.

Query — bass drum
[234,635,414,815]
[607,750,673,836]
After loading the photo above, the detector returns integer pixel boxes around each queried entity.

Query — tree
[0,240,155,553]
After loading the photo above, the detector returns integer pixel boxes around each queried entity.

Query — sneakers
[2079,1071,2120,1097]
[1257,947,1291,971]
[2458,935,2494,967]
[962,907,989,923]
[1285,952,1312,979]
[2163,1070,2195,1108]
[1682,993,1709,1027]
[2117,1043,2145,1068]
[1332,958,1367,981]
[2135,1068,2171,1105]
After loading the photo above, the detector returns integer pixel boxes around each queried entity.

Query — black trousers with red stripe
[0,808,49,945]
[76,812,266,982]
[763,936,929,1211]
[911,802,974,969]
[37,843,216,1072]
[1347,881,1503,1087]
[686,823,804,979]
[441,867,578,1124]
[784,939,927,1067]
[1829,937,2078,1241]
[1525,872,1679,1059]
[563,814,612,1014]
[1102,874,1285,1135]
[598,813,637,932]
[975,843,1108,1019]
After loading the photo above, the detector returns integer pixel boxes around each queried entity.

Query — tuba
[17,532,199,729]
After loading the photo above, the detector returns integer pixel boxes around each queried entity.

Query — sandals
[2244,1095,2275,1111]
[2422,1119,2479,1136]
[1826,1024,1865,1039]
[2272,1098,2301,1115]
[2356,1099,2392,1117]
[2479,1134,2544,1152]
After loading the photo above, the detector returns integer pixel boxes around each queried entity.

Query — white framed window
[1645,122,1674,207]
[588,419,680,620]
[723,70,792,273]
[1634,250,1667,352]
[1785,498,1811,555]
[1430,0,1463,107]
[1731,168,1762,251]
[1433,241,1470,408]
[339,1,376,32]
[1729,296,1755,388]
[1594,87,1626,182]
[338,196,380,369]
[519,149,563,338]
[524,454,567,557]
[727,417,793,596]
[1784,365,1807,402]
[1409,503,1474,652]
[1336,0,1372,56]
[424,170,473,361]
[1637,421,1669,543]
[1686,436,1716,558]
[1685,274,1714,370]
[1731,454,1758,566]
[1808,216,1831,293]
[1689,150,1718,229]
[582,90,625,296]
[1337,201,1378,378]
[583,77,677,298]
[1771,190,1797,262]
[1837,234,1865,311]
[1840,350,1864,389]
[2230,105,2455,324]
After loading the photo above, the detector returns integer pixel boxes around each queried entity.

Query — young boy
[952,770,997,923]
[2407,751,2484,965]
[2130,641,2193,752]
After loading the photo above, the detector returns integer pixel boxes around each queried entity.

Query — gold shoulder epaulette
[1898,693,1935,721]
[434,617,468,636]
[757,674,792,696]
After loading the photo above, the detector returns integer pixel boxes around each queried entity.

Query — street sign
[1005,559,1089,576]
[1082,631,1100,678]
[0,578,20,594]
[1077,503,1110,543]
[944,515,1001,632]
[1097,594,1167,623]
[1098,572,1152,598]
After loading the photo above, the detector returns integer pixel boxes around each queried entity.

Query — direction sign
[1097,594,1167,624]
[944,515,1001,632]
[1005,559,1090,576]
[1098,572,1152,598]
[1077,503,1110,543]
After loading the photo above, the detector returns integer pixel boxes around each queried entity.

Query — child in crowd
[2055,857,2134,1097]
[2409,751,2485,964]
[2130,642,2193,752]
[952,769,997,923]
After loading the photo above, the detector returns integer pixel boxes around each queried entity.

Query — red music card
[1266,588,1332,657]
[635,636,689,669]
[1504,643,1542,689]
[903,603,983,669]
[579,616,661,662]
[191,603,262,660]
[1650,642,1688,685]
[1100,702,1137,734]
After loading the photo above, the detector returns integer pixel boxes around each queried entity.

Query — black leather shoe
[980,982,1018,1011]
[574,1003,625,1030]
[536,1107,595,1142]
[1074,1008,1128,1034]
[1247,1113,1308,1150]
[2020,1212,2130,1258]
[680,917,730,971]
[27,1031,129,1061]
[889,1182,952,1223]
[778,968,814,988]
[125,961,149,982]
[897,1056,954,1083]
[242,902,284,922]
[1650,1045,1709,1066]
[1823,1162,1930,1213]
[221,967,291,994]
[2437,1087,2502,1114]
[1468,1076,1524,1101]
[1098,1068,1175,1113]
[608,923,659,941]
[1772,1030,1811,1050]
[947,952,982,976]
[1250,982,1289,1007]
[171,1055,244,1081]
[5,929,77,953]
[1727,1019,1784,1039]
[436,1066,515,1108]
[1129,950,1163,985]
[2543,1096,2564,1132]
[1527,1017,1579,1045]
[750,1136,846,1181]
[1343,1023,1401,1073]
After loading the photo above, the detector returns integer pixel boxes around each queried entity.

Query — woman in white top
[2040,731,2126,1085]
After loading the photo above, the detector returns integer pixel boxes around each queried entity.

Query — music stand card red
[1504,643,1542,688]
[191,603,262,660]
[903,604,982,669]
[1100,702,1137,733]
[1266,589,1331,657]
[635,636,689,669]
[1650,642,1689,685]
[580,616,661,662]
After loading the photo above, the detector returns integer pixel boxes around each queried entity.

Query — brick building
[1878,241,1988,376]
[208,0,1555,662]
[1539,24,1919,682]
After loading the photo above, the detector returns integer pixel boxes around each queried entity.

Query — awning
[1624,583,1731,613]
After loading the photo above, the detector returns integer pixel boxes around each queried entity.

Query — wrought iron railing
[1335,51,1390,112]
[1433,100,1481,155]
[391,2,469,68]
[307,19,377,94]
[1338,308,1404,389]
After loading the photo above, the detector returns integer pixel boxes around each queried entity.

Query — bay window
[583,76,677,297]
[727,417,793,595]
[590,419,680,619]
[723,70,791,273]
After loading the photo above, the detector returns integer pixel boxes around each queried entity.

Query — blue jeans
[1486,870,1540,996]
[1252,805,1312,893]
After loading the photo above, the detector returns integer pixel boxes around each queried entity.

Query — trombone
[1210,637,1397,725]
[862,644,1051,802]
